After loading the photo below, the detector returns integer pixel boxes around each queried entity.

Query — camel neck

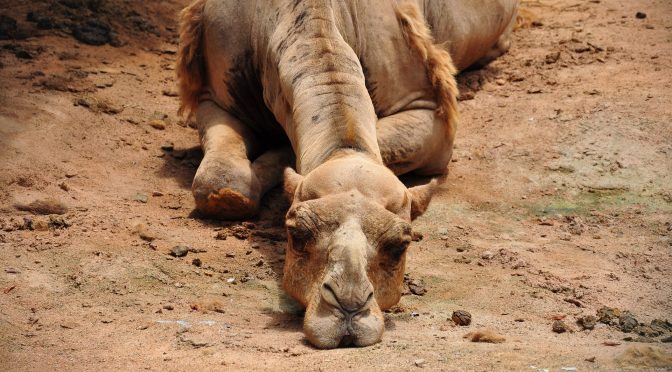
[268,1,382,174]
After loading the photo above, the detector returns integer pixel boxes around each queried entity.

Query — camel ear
[408,179,439,220]
[283,168,304,203]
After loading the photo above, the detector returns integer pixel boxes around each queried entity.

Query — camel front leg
[192,101,292,219]
[377,109,455,176]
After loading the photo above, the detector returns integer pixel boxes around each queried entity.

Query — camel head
[282,153,436,348]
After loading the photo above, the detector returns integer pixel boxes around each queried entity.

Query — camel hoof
[193,187,259,219]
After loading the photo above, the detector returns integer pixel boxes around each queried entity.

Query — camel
[177,0,519,348]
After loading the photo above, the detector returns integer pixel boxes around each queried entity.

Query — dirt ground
[1,0,671,370]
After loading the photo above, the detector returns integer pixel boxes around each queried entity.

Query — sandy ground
[1,0,671,370]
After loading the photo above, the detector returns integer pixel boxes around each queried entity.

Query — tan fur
[15,198,68,215]
[395,2,459,140]
[176,0,207,118]
[463,329,506,343]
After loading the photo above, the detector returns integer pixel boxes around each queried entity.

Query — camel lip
[304,310,383,349]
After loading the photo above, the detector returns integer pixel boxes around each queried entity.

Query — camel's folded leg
[377,109,455,176]
[192,100,292,219]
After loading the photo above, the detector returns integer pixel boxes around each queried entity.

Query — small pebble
[619,313,638,333]
[552,320,569,333]
[635,12,646,19]
[452,310,472,326]
[170,245,189,258]
[149,119,166,130]
[578,315,597,330]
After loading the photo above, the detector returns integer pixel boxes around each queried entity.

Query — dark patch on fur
[224,52,287,147]
[294,10,308,31]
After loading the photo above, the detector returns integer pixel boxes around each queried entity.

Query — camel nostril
[365,288,374,304]
[321,282,342,310]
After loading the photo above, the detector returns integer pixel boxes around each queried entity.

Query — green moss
[529,189,671,216]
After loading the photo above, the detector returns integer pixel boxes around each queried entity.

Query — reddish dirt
[1,0,671,370]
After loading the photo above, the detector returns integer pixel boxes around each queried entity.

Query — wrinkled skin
[177,0,518,348]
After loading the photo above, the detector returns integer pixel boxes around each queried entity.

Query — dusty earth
[1,0,672,370]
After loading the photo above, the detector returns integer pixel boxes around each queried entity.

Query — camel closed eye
[287,223,313,253]
[382,236,411,258]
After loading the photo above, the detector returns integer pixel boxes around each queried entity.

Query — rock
[511,259,527,269]
[162,89,178,97]
[452,310,472,326]
[414,359,426,368]
[170,245,189,258]
[585,357,596,363]
[597,306,621,325]
[458,91,475,101]
[407,279,427,296]
[578,315,597,330]
[545,51,561,64]
[160,143,174,151]
[74,97,123,114]
[48,215,71,229]
[132,223,156,242]
[15,198,68,215]
[635,12,647,19]
[149,119,166,130]
[573,45,591,53]
[192,258,202,267]
[619,313,638,333]
[563,298,583,307]
[635,324,663,338]
[230,225,250,240]
[650,319,672,332]
[662,336,672,343]
[214,231,228,240]
[481,250,495,260]
[178,333,212,349]
[162,304,174,310]
[72,19,120,46]
[624,336,656,343]
[0,15,17,40]
[552,320,569,333]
